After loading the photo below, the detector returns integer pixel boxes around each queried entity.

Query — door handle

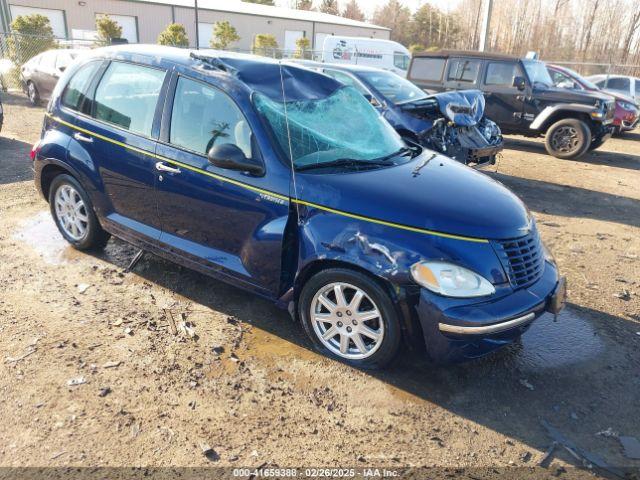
[73,132,93,143]
[155,162,181,174]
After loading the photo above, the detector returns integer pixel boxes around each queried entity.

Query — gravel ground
[0,91,639,476]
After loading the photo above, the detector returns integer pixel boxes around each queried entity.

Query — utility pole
[194,0,200,49]
[478,0,493,52]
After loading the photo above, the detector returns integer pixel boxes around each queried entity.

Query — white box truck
[321,36,411,77]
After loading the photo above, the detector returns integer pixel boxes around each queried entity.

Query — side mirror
[207,143,264,176]
[512,76,526,91]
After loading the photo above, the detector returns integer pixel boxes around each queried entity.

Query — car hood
[295,151,530,240]
[534,86,612,105]
[395,90,485,129]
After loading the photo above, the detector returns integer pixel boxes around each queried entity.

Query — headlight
[542,241,555,264]
[617,100,636,111]
[410,261,495,298]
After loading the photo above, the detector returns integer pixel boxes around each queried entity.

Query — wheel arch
[293,258,425,352]
[530,105,595,133]
[40,161,76,201]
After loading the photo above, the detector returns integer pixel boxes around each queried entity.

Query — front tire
[544,118,591,159]
[298,268,401,369]
[49,174,110,250]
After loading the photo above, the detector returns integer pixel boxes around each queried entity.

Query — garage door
[9,5,66,39]
[97,14,138,43]
[197,22,214,48]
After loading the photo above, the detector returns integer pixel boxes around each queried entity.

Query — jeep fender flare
[529,104,597,131]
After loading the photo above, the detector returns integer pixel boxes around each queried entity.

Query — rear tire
[544,118,591,159]
[27,81,40,106]
[49,174,110,251]
[298,268,401,370]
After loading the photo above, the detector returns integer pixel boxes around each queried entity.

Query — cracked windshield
[255,78,412,171]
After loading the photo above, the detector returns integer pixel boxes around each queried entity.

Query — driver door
[154,74,287,294]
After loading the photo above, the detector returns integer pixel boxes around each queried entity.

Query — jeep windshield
[255,86,413,171]
[523,60,554,88]
[358,70,429,105]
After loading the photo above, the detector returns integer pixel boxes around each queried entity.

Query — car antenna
[278,63,301,224]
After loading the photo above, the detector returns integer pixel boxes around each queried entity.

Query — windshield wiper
[296,147,417,172]
[296,158,391,172]
[375,146,415,162]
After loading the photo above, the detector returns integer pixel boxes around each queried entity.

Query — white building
[0,0,390,51]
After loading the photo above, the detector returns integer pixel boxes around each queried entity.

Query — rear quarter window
[61,61,102,112]
[410,57,446,82]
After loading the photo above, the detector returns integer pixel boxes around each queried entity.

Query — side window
[447,58,481,83]
[62,61,102,112]
[607,77,630,93]
[393,52,409,71]
[485,62,519,86]
[94,62,166,136]
[323,70,369,95]
[594,79,606,88]
[409,57,446,82]
[635,79,640,96]
[170,77,252,158]
[548,70,577,89]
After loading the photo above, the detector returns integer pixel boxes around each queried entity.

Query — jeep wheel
[544,119,591,159]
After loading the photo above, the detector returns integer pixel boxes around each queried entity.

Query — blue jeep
[32,45,565,368]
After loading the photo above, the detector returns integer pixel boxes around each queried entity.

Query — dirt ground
[0,91,639,477]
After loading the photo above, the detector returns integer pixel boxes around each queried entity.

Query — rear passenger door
[481,60,526,129]
[71,61,168,240]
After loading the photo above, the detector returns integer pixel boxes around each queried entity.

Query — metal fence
[2,31,639,94]
[0,32,329,90]
[544,60,640,79]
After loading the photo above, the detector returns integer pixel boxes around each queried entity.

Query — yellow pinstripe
[46,113,489,244]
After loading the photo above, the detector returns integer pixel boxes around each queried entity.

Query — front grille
[494,229,545,289]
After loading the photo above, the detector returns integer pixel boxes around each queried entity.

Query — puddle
[502,308,606,371]
[12,211,72,265]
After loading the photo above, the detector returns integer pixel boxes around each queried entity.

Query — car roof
[287,59,390,74]
[412,49,521,61]
[84,44,344,102]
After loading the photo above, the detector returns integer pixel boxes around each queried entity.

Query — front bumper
[414,261,565,363]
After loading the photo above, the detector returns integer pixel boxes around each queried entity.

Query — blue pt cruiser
[32,46,566,369]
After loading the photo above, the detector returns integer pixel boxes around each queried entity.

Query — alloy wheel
[551,126,580,153]
[54,184,89,241]
[310,282,385,360]
[28,83,37,102]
